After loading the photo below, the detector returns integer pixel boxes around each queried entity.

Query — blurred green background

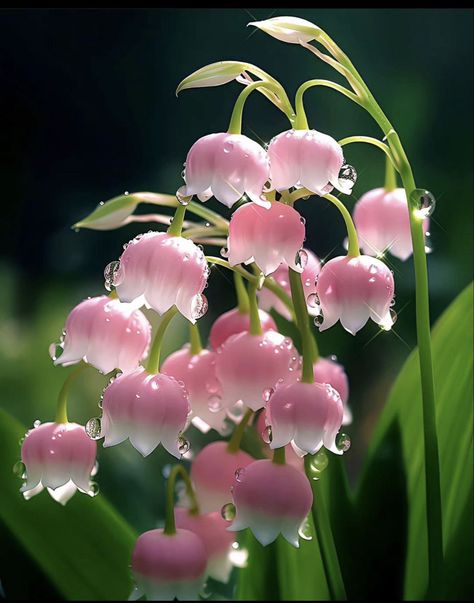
[0,8,472,599]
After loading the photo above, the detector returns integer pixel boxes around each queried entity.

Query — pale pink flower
[20,421,96,504]
[54,296,151,374]
[258,248,321,319]
[190,441,254,514]
[256,410,304,472]
[227,459,313,547]
[215,330,300,411]
[227,201,306,276]
[266,381,344,455]
[179,132,271,208]
[209,307,276,350]
[116,232,209,323]
[130,528,207,601]
[268,129,353,195]
[161,347,226,435]
[314,356,352,425]
[175,508,235,583]
[353,187,429,261]
[316,255,395,334]
[101,367,190,458]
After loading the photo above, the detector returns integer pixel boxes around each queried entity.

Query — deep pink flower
[190,441,253,514]
[101,367,190,458]
[258,248,321,320]
[209,307,276,350]
[353,187,429,261]
[54,296,151,374]
[161,347,226,435]
[268,129,353,195]
[266,381,344,455]
[116,232,209,323]
[227,459,313,546]
[316,255,395,334]
[175,508,235,583]
[179,132,271,208]
[215,330,300,411]
[20,421,96,503]
[314,356,351,425]
[227,201,306,276]
[130,528,207,601]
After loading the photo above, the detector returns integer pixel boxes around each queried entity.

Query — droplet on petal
[295,249,308,271]
[13,460,26,478]
[104,261,123,291]
[85,417,103,440]
[221,502,236,521]
[306,293,319,308]
[234,467,246,482]
[262,425,273,444]
[338,164,357,191]
[49,342,64,361]
[178,435,191,456]
[262,387,274,403]
[298,515,313,541]
[191,294,208,320]
[309,450,329,477]
[335,432,351,453]
[208,395,223,413]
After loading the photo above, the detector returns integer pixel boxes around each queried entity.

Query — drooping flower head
[174,508,235,583]
[316,255,395,334]
[101,367,190,458]
[130,528,207,601]
[209,307,276,350]
[115,232,209,323]
[314,356,351,425]
[179,132,271,208]
[161,347,227,435]
[353,187,429,261]
[227,459,313,547]
[190,441,253,514]
[257,248,321,320]
[268,129,355,196]
[20,421,97,504]
[53,296,151,374]
[227,201,306,276]
[256,410,304,472]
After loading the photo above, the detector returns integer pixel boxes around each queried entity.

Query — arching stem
[146,307,179,374]
[234,272,250,314]
[55,363,90,424]
[227,409,254,453]
[164,465,200,535]
[189,322,202,356]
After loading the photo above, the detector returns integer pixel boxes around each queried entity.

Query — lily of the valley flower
[179,132,271,208]
[209,307,276,350]
[101,367,190,458]
[314,356,352,425]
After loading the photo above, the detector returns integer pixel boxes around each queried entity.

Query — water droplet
[85,417,103,440]
[205,222,211,228]
[336,432,351,453]
[176,188,191,206]
[49,342,64,361]
[177,435,191,455]
[295,249,308,271]
[330,354,338,362]
[390,297,396,307]
[208,395,223,413]
[221,502,236,521]
[288,355,300,371]
[191,294,208,320]
[369,264,378,275]
[220,247,229,258]
[223,141,234,153]
[234,467,245,482]
[33,419,41,428]
[300,216,306,225]
[104,260,123,291]
[411,189,436,219]
[13,460,26,478]
[89,481,100,497]
[262,387,274,402]
[314,314,324,328]
[309,449,329,476]
[338,164,357,191]
[262,425,272,444]
[307,293,320,308]
[298,515,313,541]
[181,169,186,180]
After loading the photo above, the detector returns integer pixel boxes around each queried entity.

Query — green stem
[164,465,200,535]
[234,272,250,314]
[144,196,229,230]
[146,307,179,374]
[228,81,293,134]
[205,256,258,283]
[167,204,187,237]
[227,409,254,453]
[248,281,263,336]
[289,268,314,384]
[338,135,396,165]
[294,79,361,129]
[189,322,202,355]
[272,446,286,465]
[55,363,90,424]
[323,193,360,257]
[305,456,347,600]
[262,276,296,321]
[385,153,397,192]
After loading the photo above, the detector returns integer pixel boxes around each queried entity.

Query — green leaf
[0,409,137,600]
[356,283,474,600]
[176,61,249,95]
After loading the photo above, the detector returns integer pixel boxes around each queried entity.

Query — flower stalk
[164,464,200,535]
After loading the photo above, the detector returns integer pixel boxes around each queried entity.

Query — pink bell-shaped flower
[268,128,354,195]
[256,410,304,472]
[227,201,306,276]
[101,367,190,458]
[266,381,344,455]
[115,232,209,323]
[175,508,235,583]
[227,459,313,547]
[215,330,300,411]
[161,347,226,435]
[190,441,253,514]
[258,248,321,320]
[179,132,271,208]
[130,528,207,601]
[314,356,352,425]
[353,187,429,261]
[209,307,277,350]
[20,421,97,503]
[54,296,151,374]
[316,255,395,334]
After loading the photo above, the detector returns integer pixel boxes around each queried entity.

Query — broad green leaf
[0,409,137,600]
[356,283,474,600]
[236,530,280,600]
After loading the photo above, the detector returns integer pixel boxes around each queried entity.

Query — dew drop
[220,246,229,258]
[411,189,436,219]
[191,293,208,320]
[177,434,191,456]
[223,141,234,153]
[176,188,191,206]
[295,249,308,271]
[205,222,211,228]
[330,354,338,362]
[298,515,313,541]
[369,264,378,275]
[234,467,245,482]
[300,216,306,225]
[208,395,223,413]
[49,342,64,361]
[338,164,357,191]
[85,417,103,440]
[314,314,324,328]
[262,425,273,444]
[288,355,300,371]
[336,432,351,453]
[13,460,26,478]
[309,449,329,476]
[307,293,320,308]
[104,260,123,290]
[262,387,274,402]
[33,419,41,428]
[89,481,100,497]
[221,502,236,521]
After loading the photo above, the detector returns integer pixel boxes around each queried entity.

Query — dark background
[0,7,472,599]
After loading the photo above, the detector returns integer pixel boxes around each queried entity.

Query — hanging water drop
[49,342,64,361]
[104,260,123,290]
[177,435,191,456]
[336,432,351,453]
[176,188,191,206]
[411,189,436,219]
[12,460,26,478]
[262,387,274,403]
[89,482,100,497]
[85,417,103,440]
[298,515,313,541]
[221,502,236,521]
[309,449,329,476]
[234,467,245,482]
[220,247,229,258]
[262,425,272,444]
[338,164,357,191]
[314,314,324,328]
[295,249,308,270]
[191,294,208,320]
[307,293,320,308]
